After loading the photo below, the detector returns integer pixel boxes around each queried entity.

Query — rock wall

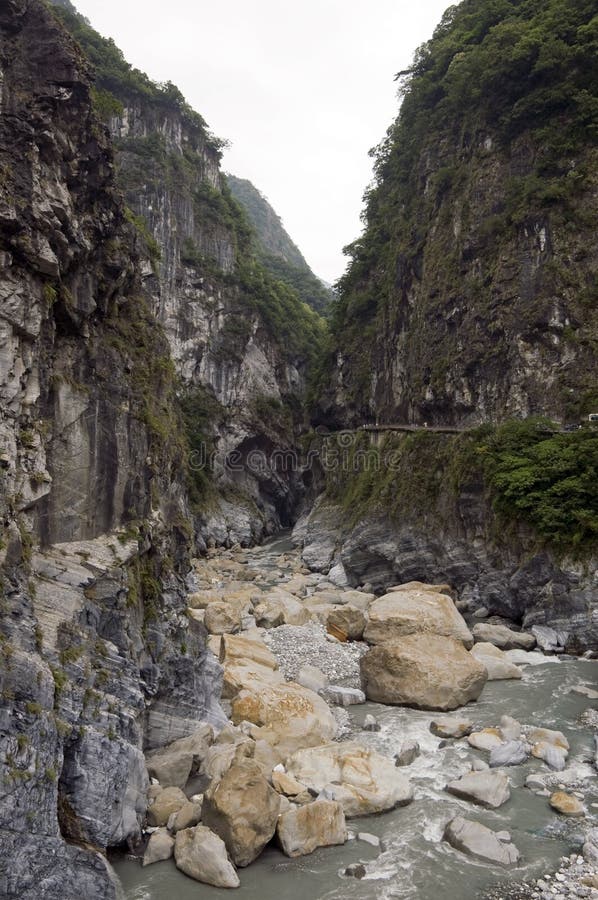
[299,492,597,653]
[302,0,598,649]
[110,114,312,543]
[316,2,598,428]
[95,65,320,544]
[296,426,597,653]
[0,4,224,896]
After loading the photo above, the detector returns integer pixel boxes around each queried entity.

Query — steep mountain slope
[316,0,598,428]
[0,2,223,896]
[301,0,598,648]
[49,2,326,544]
[227,174,334,314]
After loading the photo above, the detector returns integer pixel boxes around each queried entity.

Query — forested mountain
[316,0,598,428]
[227,174,334,315]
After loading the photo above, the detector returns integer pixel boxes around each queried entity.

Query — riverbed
[113,536,598,900]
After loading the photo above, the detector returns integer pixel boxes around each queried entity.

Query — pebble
[345,863,367,879]
[363,714,381,732]
[357,832,381,848]
[264,622,367,687]
[483,843,598,900]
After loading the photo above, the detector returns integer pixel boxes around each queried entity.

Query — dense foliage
[234,259,327,367]
[323,420,598,553]
[260,254,333,317]
[481,419,598,550]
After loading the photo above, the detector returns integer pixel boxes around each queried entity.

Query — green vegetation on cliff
[227,175,333,315]
[323,420,598,553]
[49,3,225,151]
[50,0,327,375]
[481,419,598,550]
[322,0,598,424]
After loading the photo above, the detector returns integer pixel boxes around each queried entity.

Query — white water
[113,535,598,900]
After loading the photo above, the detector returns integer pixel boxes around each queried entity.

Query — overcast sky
[73,0,452,284]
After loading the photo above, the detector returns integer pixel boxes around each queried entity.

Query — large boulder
[531,625,568,652]
[467,728,503,751]
[322,685,366,707]
[142,828,174,866]
[430,717,473,739]
[231,681,337,759]
[201,739,254,784]
[219,631,279,671]
[445,771,511,808]
[285,742,413,817]
[187,588,225,609]
[472,623,536,650]
[531,741,568,770]
[201,760,281,867]
[443,817,520,866]
[146,786,188,827]
[489,741,529,768]
[339,589,375,610]
[145,725,214,788]
[272,769,309,797]
[388,581,453,596]
[395,741,420,767]
[276,800,347,857]
[174,826,240,888]
[204,597,250,635]
[504,649,558,666]
[470,643,523,680]
[254,590,310,628]
[219,632,284,699]
[364,590,473,647]
[326,605,367,641]
[360,634,487,711]
[526,727,569,751]
[528,727,569,770]
[549,791,585,817]
[169,798,203,832]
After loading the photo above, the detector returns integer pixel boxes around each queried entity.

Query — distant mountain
[227,175,334,315]
[49,0,79,11]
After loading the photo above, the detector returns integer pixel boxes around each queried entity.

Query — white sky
[73,0,452,284]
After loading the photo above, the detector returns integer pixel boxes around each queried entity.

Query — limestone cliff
[302,0,598,648]
[50,2,326,546]
[316,0,598,428]
[297,428,597,651]
[0,3,223,896]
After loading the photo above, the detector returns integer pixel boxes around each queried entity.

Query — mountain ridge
[226,174,334,314]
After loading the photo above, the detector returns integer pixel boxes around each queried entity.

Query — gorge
[0,0,596,898]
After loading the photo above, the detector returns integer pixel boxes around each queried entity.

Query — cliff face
[301,0,598,646]
[49,3,326,545]
[297,429,597,651]
[0,4,222,896]
[317,0,598,428]
[112,107,309,543]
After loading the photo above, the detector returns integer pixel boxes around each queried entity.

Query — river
[113,536,598,900]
